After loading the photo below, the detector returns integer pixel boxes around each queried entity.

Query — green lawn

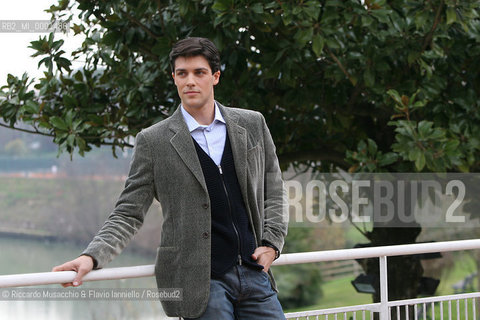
[285,251,479,314]
[436,251,478,296]
[285,275,371,313]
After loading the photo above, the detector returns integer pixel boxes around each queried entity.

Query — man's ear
[213,70,220,86]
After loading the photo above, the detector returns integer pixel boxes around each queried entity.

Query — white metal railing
[1,239,480,319]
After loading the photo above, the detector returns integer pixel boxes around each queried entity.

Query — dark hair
[169,37,221,74]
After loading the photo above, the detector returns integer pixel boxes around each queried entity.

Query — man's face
[172,55,220,111]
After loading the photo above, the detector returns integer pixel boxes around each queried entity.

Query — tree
[4,138,28,156]
[275,226,324,309]
[1,0,480,311]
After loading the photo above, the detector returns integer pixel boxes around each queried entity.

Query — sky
[0,0,82,81]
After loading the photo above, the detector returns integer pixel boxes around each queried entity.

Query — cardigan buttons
[202,203,209,209]
[202,232,209,239]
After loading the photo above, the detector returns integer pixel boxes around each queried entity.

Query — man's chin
[182,99,209,110]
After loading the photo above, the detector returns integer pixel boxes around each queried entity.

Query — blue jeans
[185,265,286,320]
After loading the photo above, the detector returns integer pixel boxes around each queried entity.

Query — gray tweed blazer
[82,102,288,318]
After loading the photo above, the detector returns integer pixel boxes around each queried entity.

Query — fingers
[51,255,94,287]
[52,261,75,272]
[51,262,76,287]
[72,261,93,287]
[251,246,272,260]
[251,246,276,272]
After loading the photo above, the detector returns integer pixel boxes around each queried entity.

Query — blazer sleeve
[260,114,288,254]
[81,131,155,268]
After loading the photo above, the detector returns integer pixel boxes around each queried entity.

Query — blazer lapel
[219,104,249,203]
[168,107,208,193]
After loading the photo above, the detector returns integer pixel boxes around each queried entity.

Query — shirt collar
[181,102,225,133]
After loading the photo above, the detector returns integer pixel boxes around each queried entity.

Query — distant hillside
[0,125,133,175]
[0,175,162,255]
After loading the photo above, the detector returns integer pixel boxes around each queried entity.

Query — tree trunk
[357,226,423,319]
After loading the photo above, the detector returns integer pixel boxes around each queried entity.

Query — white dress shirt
[181,103,227,166]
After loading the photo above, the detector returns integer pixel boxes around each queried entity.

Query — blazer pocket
[155,247,180,285]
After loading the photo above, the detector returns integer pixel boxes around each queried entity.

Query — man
[53,37,288,319]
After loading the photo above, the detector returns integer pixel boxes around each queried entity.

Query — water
[0,235,173,320]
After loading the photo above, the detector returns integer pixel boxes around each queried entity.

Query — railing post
[379,256,389,320]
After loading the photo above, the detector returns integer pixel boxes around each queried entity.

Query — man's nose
[186,73,195,86]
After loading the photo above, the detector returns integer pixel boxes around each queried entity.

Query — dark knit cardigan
[193,134,263,277]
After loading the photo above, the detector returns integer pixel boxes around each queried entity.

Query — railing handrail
[1,238,480,288]
[275,238,480,265]
[0,264,155,288]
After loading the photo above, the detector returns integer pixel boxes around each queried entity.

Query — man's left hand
[251,246,276,272]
